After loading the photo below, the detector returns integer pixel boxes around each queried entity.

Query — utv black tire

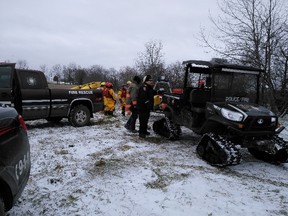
[197,133,241,166]
[69,105,91,127]
[248,147,288,163]
[46,117,63,123]
[0,196,5,216]
[152,120,161,134]
[153,117,180,140]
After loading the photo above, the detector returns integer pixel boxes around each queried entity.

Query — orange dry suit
[104,86,116,115]
[118,85,127,116]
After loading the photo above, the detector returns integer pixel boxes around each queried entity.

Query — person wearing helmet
[127,80,132,86]
[137,75,154,138]
[97,81,107,112]
[103,82,116,116]
[118,84,128,116]
[125,76,141,133]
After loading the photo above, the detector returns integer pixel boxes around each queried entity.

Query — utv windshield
[212,70,259,103]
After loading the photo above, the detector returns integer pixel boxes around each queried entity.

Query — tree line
[15,40,185,91]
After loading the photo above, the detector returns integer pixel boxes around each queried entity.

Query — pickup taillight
[18,115,27,131]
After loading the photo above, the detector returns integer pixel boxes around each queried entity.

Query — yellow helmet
[100,82,106,86]
[127,80,132,85]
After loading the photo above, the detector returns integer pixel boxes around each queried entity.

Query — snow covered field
[9,111,288,216]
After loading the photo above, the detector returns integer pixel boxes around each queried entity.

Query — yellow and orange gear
[118,85,128,116]
[104,83,116,114]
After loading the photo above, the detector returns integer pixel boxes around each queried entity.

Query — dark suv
[0,105,30,215]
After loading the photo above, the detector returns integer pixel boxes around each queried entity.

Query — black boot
[122,107,125,116]
[109,111,115,116]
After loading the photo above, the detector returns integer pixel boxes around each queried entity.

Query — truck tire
[69,105,91,127]
[0,196,5,216]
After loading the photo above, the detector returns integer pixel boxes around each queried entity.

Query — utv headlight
[221,108,244,122]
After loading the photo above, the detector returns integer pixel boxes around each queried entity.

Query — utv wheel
[69,105,91,127]
[248,147,288,163]
[197,133,241,166]
[0,196,5,216]
[152,120,160,134]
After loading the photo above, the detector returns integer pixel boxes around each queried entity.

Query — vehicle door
[13,70,50,119]
[0,64,14,106]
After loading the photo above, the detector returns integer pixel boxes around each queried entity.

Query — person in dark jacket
[137,75,154,138]
[125,76,141,133]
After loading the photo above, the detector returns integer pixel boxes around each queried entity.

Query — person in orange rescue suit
[137,75,154,138]
[118,83,129,116]
[99,82,107,111]
[125,76,141,133]
[104,82,116,116]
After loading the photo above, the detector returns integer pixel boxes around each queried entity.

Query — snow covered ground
[8,110,288,216]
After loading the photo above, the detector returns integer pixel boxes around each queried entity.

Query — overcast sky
[0,0,220,70]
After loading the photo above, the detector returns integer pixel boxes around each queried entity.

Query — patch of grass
[118,145,132,151]
[145,165,191,190]
[67,194,79,204]
[145,168,169,190]
[87,147,114,159]
[270,189,280,193]
[88,157,123,176]
[54,164,64,172]
[145,178,168,190]
[58,149,69,155]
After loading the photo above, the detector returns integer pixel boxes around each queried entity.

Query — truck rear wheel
[69,105,91,127]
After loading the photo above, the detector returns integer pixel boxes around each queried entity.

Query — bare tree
[50,64,63,83]
[165,61,184,88]
[201,0,288,113]
[118,66,139,85]
[39,64,50,81]
[135,40,165,79]
[62,63,81,84]
[86,65,107,83]
[73,69,86,85]
[16,59,29,69]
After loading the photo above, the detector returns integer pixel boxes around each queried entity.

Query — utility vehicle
[153,59,288,166]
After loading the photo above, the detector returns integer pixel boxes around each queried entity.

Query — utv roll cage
[182,59,264,104]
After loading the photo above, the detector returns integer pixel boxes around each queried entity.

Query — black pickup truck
[0,63,104,127]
